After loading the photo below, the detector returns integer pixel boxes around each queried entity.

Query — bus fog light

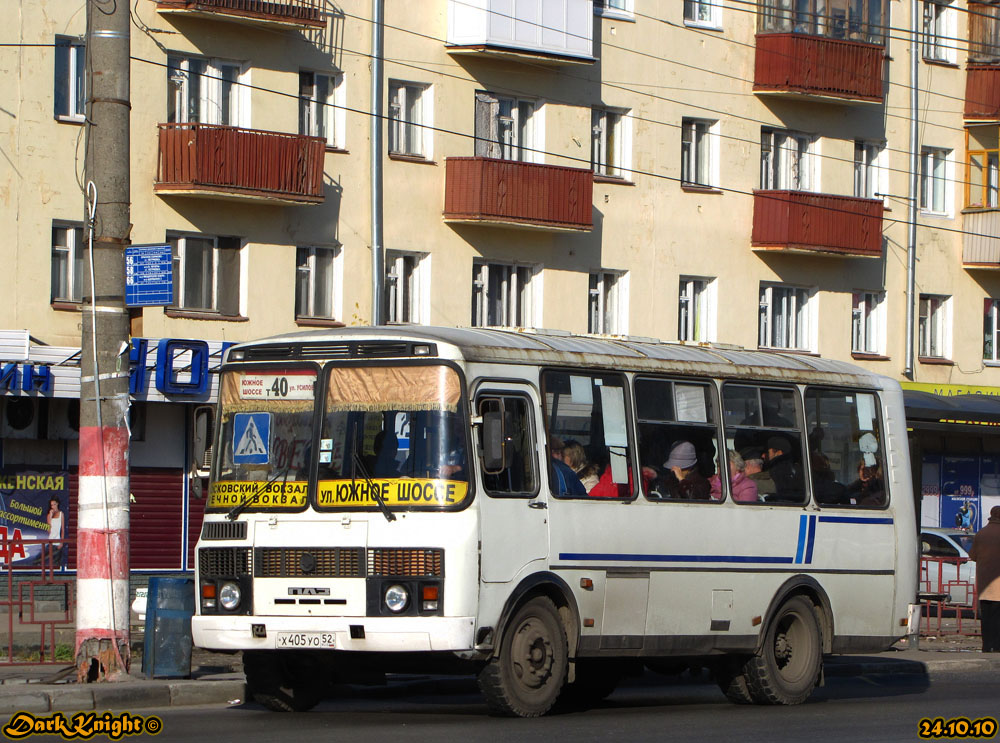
[422,600,438,611]
[219,582,242,611]
[202,599,216,610]
[384,584,409,613]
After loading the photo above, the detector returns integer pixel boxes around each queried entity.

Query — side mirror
[482,410,505,473]
[191,405,212,470]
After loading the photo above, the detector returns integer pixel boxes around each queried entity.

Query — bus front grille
[368,548,444,577]
[199,547,252,577]
[254,547,364,578]
[201,521,248,541]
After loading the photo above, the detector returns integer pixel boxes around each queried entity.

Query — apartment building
[3,0,1000,569]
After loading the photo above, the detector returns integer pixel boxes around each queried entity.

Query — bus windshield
[316,364,470,511]
[208,367,317,513]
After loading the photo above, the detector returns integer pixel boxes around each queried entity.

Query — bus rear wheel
[742,596,823,705]
[478,596,568,717]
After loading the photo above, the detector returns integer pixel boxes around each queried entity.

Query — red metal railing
[1,539,74,665]
[918,556,980,638]
[156,123,327,204]
[154,0,325,27]
[751,190,884,256]
[965,65,1000,120]
[754,33,884,102]
[444,157,593,231]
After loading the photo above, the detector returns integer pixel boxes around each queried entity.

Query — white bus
[191,326,918,716]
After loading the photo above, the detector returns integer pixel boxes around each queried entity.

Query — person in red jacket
[970,506,1000,653]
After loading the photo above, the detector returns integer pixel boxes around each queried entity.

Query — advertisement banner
[0,471,70,568]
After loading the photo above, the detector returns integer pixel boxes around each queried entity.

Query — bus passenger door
[476,386,549,583]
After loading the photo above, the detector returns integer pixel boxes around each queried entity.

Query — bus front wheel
[478,596,568,717]
[742,595,823,705]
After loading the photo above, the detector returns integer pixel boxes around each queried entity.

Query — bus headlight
[384,584,409,613]
[219,582,242,611]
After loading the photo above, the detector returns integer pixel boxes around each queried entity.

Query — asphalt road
[11,670,995,743]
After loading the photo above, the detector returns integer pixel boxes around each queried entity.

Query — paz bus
[191,326,918,716]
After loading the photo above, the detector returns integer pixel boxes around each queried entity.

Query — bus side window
[477,396,538,497]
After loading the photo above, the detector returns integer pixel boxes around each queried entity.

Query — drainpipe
[370,0,385,326]
[904,0,919,377]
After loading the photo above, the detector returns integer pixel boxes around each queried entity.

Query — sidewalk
[0,631,997,715]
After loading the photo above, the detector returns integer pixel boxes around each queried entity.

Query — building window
[761,128,814,191]
[920,147,951,215]
[51,223,84,303]
[589,271,627,335]
[759,284,812,351]
[592,108,630,179]
[595,0,633,18]
[852,291,885,355]
[985,299,1000,362]
[678,277,715,342]
[295,246,340,320]
[474,92,540,163]
[682,118,717,188]
[854,140,885,200]
[967,139,999,209]
[388,81,431,158]
[918,294,949,358]
[167,56,247,126]
[385,251,426,324]
[757,0,886,44]
[923,1,955,63]
[684,0,721,27]
[54,37,85,121]
[472,262,536,327]
[969,1,1000,63]
[168,233,242,315]
[299,70,345,149]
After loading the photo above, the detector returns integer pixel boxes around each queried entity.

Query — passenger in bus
[845,461,885,506]
[810,450,846,505]
[741,447,776,499]
[763,436,804,501]
[650,441,711,500]
[561,440,600,492]
[548,437,587,496]
[710,449,758,502]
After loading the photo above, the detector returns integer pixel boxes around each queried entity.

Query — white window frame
[923,0,956,64]
[985,299,1000,363]
[475,91,543,163]
[54,37,85,122]
[920,146,953,216]
[854,140,887,202]
[918,293,951,359]
[678,276,717,342]
[681,118,719,188]
[472,261,538,328]
[592,108,631,180]
[295,245,342,320]
[299,70,346,150]
[594,0,634,20]
[51,222,84,303]
[385,250,428,324]
[759,283,814,351]
[167,55,249,127]
[388,80,432,159]
[851,291,886,355]
[761,128,816,191]
[168,233,242,314]
[589,270,628,335]
[684,0,722,28]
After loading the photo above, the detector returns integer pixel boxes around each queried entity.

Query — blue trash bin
[142,577,195,679]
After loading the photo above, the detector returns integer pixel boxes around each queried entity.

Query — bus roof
[231,326,894,389]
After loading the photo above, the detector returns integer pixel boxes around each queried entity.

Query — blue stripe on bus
[817,516,894,525]
[805,514,817,564]
[795,514,808,564]
[557,553,795,564]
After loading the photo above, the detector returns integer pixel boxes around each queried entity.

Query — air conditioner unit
[46,398,80,440]
[1,396,45,439]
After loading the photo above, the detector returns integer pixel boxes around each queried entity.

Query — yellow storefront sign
[318,478,468,508]
[901,382,1000,397]
[208,480,309,509]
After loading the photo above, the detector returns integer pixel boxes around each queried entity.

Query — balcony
[751,190,883,257]
[444,157,593,231]
[963,209,1000,268]
[446,0,595,65]
[155,123,326,205]
[153,0,325,30]
[966,66,1000,120]
[754,34,884,103]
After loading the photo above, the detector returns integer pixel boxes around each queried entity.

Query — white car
[920,528,977,605]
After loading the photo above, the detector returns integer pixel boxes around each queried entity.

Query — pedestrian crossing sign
[233,413,270,465]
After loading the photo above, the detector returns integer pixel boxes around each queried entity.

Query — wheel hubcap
[510,617,554,690]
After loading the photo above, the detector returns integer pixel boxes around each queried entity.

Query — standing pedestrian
[970,506,1000,653]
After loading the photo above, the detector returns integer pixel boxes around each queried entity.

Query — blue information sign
[125,243,173,307]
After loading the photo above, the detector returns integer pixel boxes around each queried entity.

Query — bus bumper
[192,615,476,652]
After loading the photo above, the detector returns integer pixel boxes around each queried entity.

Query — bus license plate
[275,632,336,649]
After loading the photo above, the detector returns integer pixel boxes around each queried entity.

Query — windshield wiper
[227,466,291,521]
[351,423,396,523]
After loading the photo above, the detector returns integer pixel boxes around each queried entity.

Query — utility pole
[77,0,132,682]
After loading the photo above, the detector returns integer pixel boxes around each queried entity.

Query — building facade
[5,0,1000,567]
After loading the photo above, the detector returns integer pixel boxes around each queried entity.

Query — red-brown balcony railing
[156,123,326,204]
[752,190,884,257]
[154,0,325,29]
[754,33,884,102]
[966,65,1000,120]
[444,157,593,231]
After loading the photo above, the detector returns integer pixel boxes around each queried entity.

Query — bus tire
[244,650,325,713]
[743,596,822,705]
[477,596,568,717]
[557,659,626,710]
[715,657,755,704]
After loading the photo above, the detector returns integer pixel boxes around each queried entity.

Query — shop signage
[0,471,70,568]
[902,382,1000,397]
[0,364,52,393]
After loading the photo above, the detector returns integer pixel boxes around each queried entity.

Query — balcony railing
[966,66,1000,120]
[153,0,325,29]
[155,123,326,204]
[751,190,884,256]
[963,209,1000,268]
[754,34,884,102]
[444,157,593,231]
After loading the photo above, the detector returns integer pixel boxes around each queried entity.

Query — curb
[824,656,1000,678]
[0,679,246,714]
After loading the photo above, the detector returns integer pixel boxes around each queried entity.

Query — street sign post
[125,243,173,307]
